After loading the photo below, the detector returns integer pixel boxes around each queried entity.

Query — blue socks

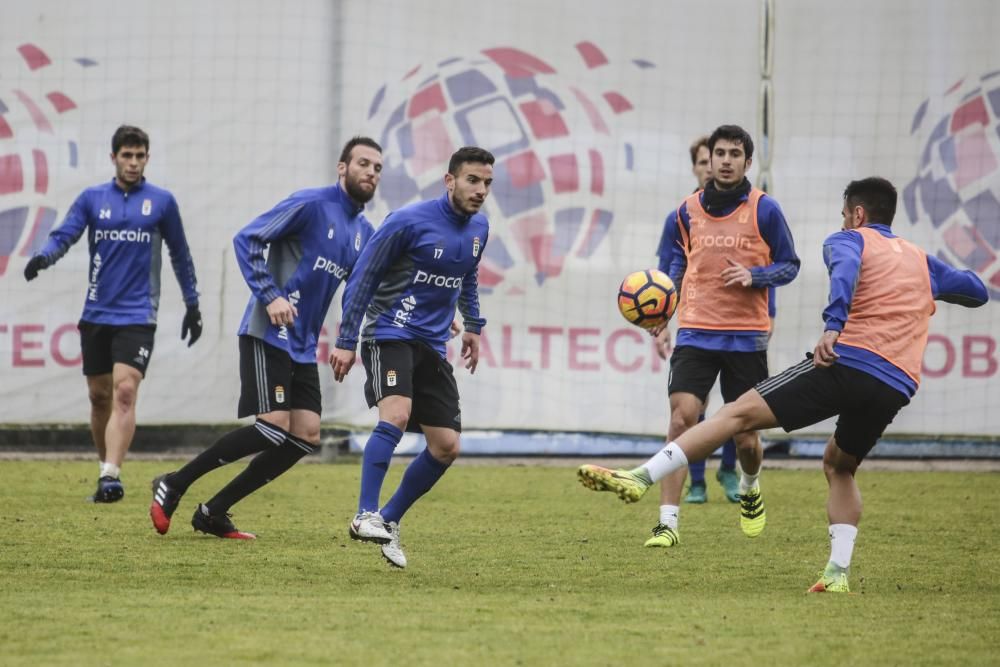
[358,421,404,513]
[381,448,450,524]
[721,439,737,469]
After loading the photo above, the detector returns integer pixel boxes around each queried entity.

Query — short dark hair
[111,125,149,154]
[689,135,710,166]
[843,177,898,226]
[448,146,495,175]
[708,125,754,160]
[339,136,382,164]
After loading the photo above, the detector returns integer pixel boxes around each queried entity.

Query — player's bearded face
[341,146,382,204]
[447,162,493,216]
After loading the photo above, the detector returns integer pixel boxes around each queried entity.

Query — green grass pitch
[1,460,997,666]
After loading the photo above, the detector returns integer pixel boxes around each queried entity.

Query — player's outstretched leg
[191,503,256,540]
[577,465,652,504]
[149,473,183,534]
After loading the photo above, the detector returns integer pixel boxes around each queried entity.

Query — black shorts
[756,354,911,461]
[79,321,157,377]
[237,335,321,418]
[361,339,462,433]
[668,345,769,403]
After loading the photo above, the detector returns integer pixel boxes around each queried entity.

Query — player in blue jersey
[148,136,382,539]
[330,146,494,568]
[24,125,202,503]
[638,125,799,548]
[580,177,989,592]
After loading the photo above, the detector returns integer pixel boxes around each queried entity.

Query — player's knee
[88,386,112,410]
[381,411,410,432]
[295,427,320,446]
[429,434,460,464]
[668,410,697,437]
[822,438,858,478]
[259,412,291,433]
[113,382,139,411]
[733,431,759,452]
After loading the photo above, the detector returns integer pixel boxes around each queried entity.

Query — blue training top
[234,183,375,364]
[656,188,799,352]
[336,193,488,357]
[36,178,199,325]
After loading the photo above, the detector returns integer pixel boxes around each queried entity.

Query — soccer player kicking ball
[149,137,382,539]
[330,146,493,569]
[579,177,988,592]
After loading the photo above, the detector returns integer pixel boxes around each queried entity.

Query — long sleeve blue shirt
[36,178,199,325]
[656,190,799,351]
[335,193,488,357]
[234,184,374,363]
[822,223,989,397]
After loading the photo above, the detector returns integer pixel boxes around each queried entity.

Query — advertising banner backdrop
[1,1,997,442]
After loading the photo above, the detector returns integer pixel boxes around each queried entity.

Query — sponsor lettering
[6,322,997,382]
[312,256,348,278]
[414,269,462,288]
[690,234,751,250]
[94,229,152,243]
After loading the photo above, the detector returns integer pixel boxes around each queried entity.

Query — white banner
[1,1,998,438]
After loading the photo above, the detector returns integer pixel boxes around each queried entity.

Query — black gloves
[24,255,49,281]
[181,305,203,347]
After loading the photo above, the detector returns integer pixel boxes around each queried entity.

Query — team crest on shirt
[355,231,361,250]
[142,199,152,216]
[386,370,397,387]
[275,385,286,403]
[472,236,480,257]
[328,226,334,239]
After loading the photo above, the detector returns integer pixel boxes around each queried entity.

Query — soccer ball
[617,269,678,330]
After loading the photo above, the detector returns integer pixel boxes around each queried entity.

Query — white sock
[739,471,759,494]
[100,462,120,479]
[642,442,688,483]
[659,505,680,530]
[828,523,858,569]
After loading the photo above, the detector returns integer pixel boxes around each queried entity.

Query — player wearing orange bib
[641,125,799,547]
[579,176,989,592]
